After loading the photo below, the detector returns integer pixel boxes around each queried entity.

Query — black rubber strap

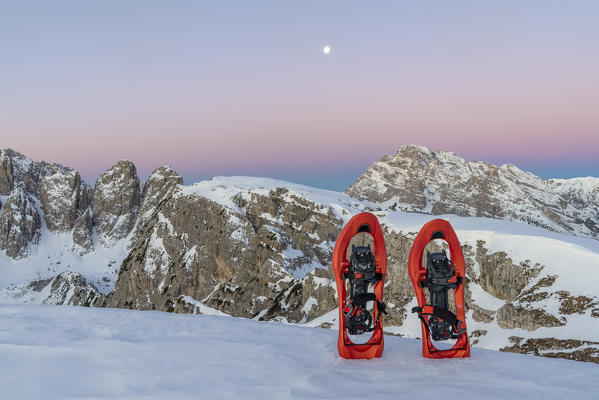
[431,307,459,327]
[352,293,377,306]
[419,276,463,289]
[411,305,463,334]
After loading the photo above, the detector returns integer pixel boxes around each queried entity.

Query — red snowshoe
[332,212,387,359]
[408,219,470,359]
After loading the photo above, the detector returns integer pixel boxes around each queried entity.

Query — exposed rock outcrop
[0,149,96,258]
[0,186,42,259]
[40,167,90,232]
[0,150,15,195]
[0,149,43,196]
[72,208,94,254]
[135,166,183,235]
[475,241,542,301]
[92,161,141,246]
[25,272,103,306]
[501,336,599,363]
[496,303,565,331]
[140,166,183,218]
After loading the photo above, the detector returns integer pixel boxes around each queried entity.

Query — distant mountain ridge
[346,145,599,240]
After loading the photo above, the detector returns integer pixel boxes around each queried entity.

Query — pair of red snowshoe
[332,212,470,360]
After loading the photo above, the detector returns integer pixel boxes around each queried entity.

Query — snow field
[1,304,598,400]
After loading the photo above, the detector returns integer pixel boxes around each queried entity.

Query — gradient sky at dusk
[1,1,598,190]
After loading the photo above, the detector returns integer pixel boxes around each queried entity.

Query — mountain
[1,147,598,364]
[1,304,598,400]
[346,145,599,239]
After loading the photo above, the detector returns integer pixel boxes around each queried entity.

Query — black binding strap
[411,306,465,338]
[345,292,387,334]
[419,276,463,289]
[353,293,387,314]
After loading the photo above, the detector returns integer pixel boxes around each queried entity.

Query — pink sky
[2,1,598,189]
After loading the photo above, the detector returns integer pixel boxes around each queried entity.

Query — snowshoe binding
[332,212,387,359]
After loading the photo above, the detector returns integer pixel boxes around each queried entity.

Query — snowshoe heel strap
[411,306,466,337]
[353,293,387,315]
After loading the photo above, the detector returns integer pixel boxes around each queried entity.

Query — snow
[301,296,318,314]
[179,295,229,316]
[0,226,127,299]
[180,176,361,224]
[551,176,599,200]
[1,304,597,400]
[468,282,506,310]
[304,307,338,327]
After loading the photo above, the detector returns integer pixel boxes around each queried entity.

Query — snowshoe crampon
[332,212,387,359]
[408,219,470,359]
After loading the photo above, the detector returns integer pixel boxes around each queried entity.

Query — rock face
[501,337,599,363]
[0,186,42,258]
[137,166,183,231]
[496,303,565,331]
[21,272,103,306]
[40,167,91,232]
[0,149,43,196]
[0,150,176,259]
[475,242,542,301]
[0,150,15,194]
[0,149,98,258]
[346,145,599,239]
[92,161,141,246]
[107,185,342,324]
[72,208,94,254]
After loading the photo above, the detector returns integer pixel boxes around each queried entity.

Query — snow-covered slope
[1,304,597,400]
[0,229,126,303]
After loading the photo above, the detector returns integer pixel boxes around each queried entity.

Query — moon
[323,45,331,54]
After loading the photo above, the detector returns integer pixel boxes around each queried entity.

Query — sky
[1,1,598,190]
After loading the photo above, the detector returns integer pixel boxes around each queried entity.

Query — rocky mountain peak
[0,148,41,196]
[141,166,183,209]
[40,166,90,233]
[136,166,183,232]
[0,150,189,258]
[346,145,599,239]
[0,149,15,195]
[91,160,141,247]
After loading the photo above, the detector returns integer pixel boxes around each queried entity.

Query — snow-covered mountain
[1,148,598,364]
[347,145,599,239]
[1,304,598,400]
